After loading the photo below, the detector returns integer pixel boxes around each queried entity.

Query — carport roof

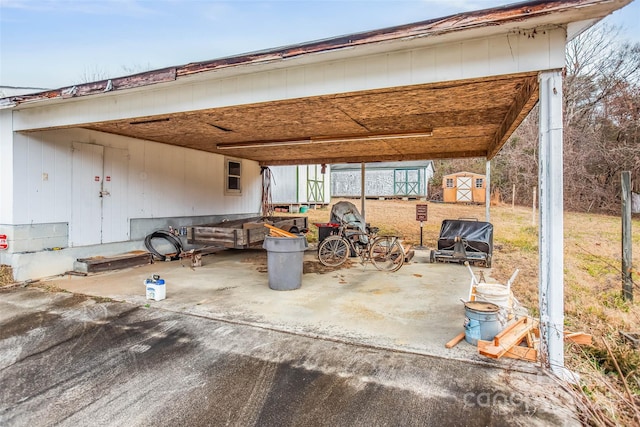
[2,0,631,166]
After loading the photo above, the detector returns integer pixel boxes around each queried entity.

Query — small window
[446,178,454,188]
[475,178,483,188]
[226,159,241,194]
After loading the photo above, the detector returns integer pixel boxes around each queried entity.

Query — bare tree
[78,62,154,84]
[78,65,111,83]
[491,23,640,213]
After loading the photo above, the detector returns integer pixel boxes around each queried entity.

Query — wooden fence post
[621,171,633,301]
[532,186,537,226]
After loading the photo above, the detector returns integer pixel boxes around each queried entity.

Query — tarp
[329,201,366,231]
[437,219,493,255]
[329,201,369,244]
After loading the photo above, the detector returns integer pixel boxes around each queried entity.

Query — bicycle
[317,222,405,272]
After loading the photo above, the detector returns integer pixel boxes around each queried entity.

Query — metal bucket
[464,301,503,345]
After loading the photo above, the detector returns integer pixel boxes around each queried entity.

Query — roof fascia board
[176,0,630,78]
[567,18,603,40]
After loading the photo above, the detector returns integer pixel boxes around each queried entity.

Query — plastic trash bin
[263,235,308,290]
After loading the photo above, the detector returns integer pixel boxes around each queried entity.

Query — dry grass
[0,264,13,286]
[303,198,640,425]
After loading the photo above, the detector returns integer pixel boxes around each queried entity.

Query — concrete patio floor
[46,247,531,369]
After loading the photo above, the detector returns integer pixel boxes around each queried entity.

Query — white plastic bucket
[474,283,510,312]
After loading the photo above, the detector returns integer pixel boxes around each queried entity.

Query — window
[446,178,454,188]
[475,178,483,188]
[226,159,241,194]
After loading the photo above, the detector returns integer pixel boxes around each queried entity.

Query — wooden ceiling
[82,72,539,165]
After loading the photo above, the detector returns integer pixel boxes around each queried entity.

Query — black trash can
[263,235,308,290]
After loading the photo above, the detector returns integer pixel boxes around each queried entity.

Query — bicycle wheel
[318,236,350,267]
[370,236,405,272]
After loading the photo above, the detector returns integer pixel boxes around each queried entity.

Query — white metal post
[361,163,366,222]
[485,159,491,222]
[538,70,566,377]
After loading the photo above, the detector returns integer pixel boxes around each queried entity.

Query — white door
[102,147,129,243]
[456,176,472,202]
[71,143,129,246]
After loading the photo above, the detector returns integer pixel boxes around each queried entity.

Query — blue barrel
[464,301,502,345]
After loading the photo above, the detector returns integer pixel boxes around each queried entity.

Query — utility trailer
[187,216,308,249]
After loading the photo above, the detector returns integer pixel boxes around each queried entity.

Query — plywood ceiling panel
[76,72,538,165]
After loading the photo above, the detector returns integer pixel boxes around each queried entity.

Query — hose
[144,230,183,261]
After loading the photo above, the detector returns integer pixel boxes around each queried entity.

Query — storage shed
[269,164,331,208]
[331,161,433,199]
[442,172,486,204]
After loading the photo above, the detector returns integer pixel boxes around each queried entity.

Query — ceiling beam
[486,75,539,160]
[260,150,487,166]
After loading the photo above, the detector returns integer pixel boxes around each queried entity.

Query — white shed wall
[270,165,299,205]
[332,166,432,198]
[270,165,331,205]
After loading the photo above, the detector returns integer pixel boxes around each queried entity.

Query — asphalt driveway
[0,286,579,426]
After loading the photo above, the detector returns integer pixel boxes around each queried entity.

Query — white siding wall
[0,110,14,224]
[270,165,298,205]
[270,165,331,205]
[11,128,261,226]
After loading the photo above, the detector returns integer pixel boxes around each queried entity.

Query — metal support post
[538,70,566,377]
[361,163,366,222]
[485,159,491,222]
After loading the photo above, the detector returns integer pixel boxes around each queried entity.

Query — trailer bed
[187,216,308,249]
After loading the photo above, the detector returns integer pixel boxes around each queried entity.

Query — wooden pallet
[477,317,592,362]
[477,317,539,362]
[402,244,415,262]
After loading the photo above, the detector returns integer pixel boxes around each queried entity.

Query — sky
[0,0,639,89]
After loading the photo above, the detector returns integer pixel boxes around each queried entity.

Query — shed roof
[443,171,486,178]
[2,0,631,166]
[331,161,434,171]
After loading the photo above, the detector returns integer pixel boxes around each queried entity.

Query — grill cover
[437,219,493,255]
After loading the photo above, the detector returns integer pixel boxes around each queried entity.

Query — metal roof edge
[443,171,486,177]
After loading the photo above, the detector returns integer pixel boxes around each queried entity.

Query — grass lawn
[303,198,640,425]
